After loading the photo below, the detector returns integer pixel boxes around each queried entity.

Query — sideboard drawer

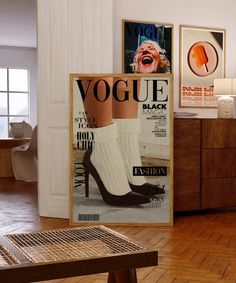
[202,149,236,179]
[202,119,236,148]
[201,178,236,209]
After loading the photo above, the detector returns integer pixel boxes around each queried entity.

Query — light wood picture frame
[70,74,173,226]
[179,25,226,108]
[122,19,173,74]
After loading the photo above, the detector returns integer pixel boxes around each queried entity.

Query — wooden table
[0,225,158,283]
[0,138,29,177]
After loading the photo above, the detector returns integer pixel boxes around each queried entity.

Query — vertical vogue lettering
[76,79,168,102]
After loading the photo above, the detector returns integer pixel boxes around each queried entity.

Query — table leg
[108,269,137,283]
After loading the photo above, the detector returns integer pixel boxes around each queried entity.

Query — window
[0,68,29,138]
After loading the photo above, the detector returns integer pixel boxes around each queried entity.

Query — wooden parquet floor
[1,178,236,283]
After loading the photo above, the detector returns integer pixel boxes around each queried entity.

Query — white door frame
[37,0,113,218]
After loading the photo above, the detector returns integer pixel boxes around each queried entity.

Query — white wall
[0,0,36,47]
[0,46,37,127]
[113,0,236,117]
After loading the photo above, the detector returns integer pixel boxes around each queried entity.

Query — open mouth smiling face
[142,54,153,65]
[137,42,160,73]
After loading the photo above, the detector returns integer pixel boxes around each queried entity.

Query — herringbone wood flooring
[1,178,236,282]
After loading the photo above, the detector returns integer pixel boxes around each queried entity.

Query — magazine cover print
[70,74,173,225]
[123,20,172,74]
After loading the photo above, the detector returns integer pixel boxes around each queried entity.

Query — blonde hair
[132,40,170,73]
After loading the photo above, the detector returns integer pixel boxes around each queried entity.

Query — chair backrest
[28,125,37,154]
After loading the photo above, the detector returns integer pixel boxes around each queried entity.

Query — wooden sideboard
[174,118,236,211]
[0,138,29,177]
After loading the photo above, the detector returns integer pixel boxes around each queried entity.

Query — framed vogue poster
[70,74,173,226]
[180,25,226,108]
[123,20,173,74]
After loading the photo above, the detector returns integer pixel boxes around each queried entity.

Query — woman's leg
[112,77,146,185]
[112,77,165,196]
[83,77,113,127]
[82,77,149,203]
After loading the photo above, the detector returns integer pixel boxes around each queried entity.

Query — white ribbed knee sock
[115,119,146,186]
[90,123,131,196]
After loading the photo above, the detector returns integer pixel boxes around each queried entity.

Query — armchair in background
[11,125,38,182]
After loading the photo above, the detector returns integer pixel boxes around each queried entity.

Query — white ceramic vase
[10,122,26,138]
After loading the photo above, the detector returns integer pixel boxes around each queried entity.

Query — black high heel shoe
[82,148,150,206]
[129,183,165,197]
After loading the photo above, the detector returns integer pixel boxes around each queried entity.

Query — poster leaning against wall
[180,25,226,107]
[70,74,173,225]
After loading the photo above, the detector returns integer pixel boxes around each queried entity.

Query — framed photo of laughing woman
[122,20,173,74]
